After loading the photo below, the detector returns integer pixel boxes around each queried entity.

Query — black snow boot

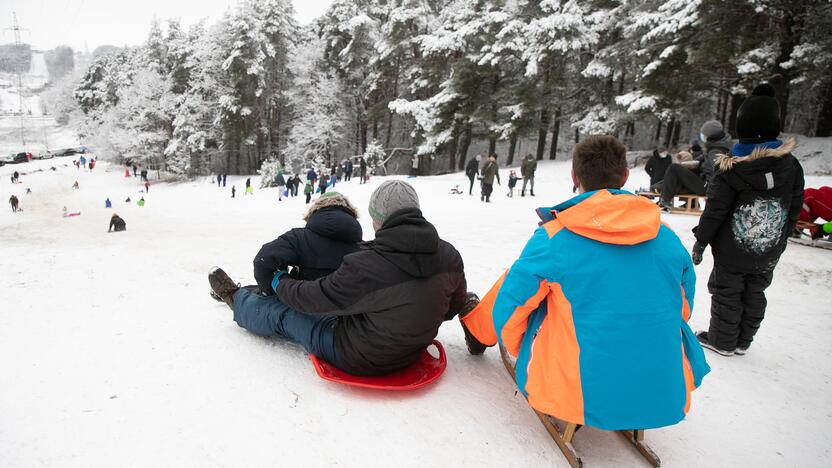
[209,267,240,309]
[458,292,488,355]
[696,331,734,356]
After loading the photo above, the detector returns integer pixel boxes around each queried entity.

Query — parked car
[9,152,32,164]
[35,151,55,160]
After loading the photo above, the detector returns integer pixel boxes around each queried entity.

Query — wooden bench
[637,191,705,216]
[499,345,661,467]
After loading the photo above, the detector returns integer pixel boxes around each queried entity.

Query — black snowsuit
[465,158,479,195]
[645,151,672,188]
[109,215,126,232]
[253,207,362,296]
[276,208,467,376]
[9,195,19,212]
[661,135,731,204]
[359,159,367,184]
[694,139,804,351]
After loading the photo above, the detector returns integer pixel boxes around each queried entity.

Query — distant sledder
[209,182,470,379]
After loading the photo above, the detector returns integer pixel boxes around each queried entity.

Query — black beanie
[736,83,781,143]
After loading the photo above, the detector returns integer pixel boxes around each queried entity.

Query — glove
[271,270,288,293]
[691,241,706,266]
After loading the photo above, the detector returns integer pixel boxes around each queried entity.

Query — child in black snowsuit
[507,171,519,197]
[692,83,805,356]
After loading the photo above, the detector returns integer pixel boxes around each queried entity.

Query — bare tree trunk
[536,108,549,161]
[506,132,518,166]
[488,137,497,156]
[385,56,400,149]
[654,119,663,143]
[549,107,561,160]
[815,79,832,137]
[663,116,676,149]
[448,124,461,172]
[728,93,743,138]
[671,120,682,148]
[456,124,472,171]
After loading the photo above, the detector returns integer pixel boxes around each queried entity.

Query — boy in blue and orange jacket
[460,135,709,431]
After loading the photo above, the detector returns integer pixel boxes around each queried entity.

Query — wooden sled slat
[636,191,705,216]
[499,345,661,467]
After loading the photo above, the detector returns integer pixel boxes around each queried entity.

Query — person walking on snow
[330,173,337,188]
[231,185,236,198]
[105,198,112,209]
[222,174,227,187]
[216,174,222,187]
[507,170,519,197]
[465,155,480,195]
[304,180,313,204]
[292,174,301,196]
[520,154,537,197]
[9,195,19,212]
[344,159,353,182]
[318,175,328,196]
[306,168,318,187]
[480,154,500,203]
[132,164,137,177]
[12,171,19,183]
[359,157,367,184]
[108,213,126,232]
[144,181,150,193]
[275,171,286,201]
[691,83,805,357]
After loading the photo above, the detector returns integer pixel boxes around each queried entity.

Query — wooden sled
[637,191,704,216]
[790,221,832,250]
[499,345,660,467]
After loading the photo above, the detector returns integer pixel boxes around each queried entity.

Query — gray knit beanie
[368,180,420,225]
[700,120,724,141]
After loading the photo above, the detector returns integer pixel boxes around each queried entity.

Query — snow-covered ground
[1,157,831,467]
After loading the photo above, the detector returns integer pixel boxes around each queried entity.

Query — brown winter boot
[458,292,488,355]
[208,267,240,309]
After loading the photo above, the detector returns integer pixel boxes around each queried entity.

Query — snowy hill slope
[1,159,831,467]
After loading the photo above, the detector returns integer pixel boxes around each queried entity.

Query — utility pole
[6,12,28,149]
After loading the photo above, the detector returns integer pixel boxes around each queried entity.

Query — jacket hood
[716,137,796,191]
[542,190,660,245]
[306,207,363,243]
[372,208,441,277]
[705,133,733,153]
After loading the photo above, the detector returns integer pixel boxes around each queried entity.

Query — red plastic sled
[309,340,446,391]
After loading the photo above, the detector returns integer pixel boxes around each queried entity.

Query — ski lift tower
[5,12,28,149]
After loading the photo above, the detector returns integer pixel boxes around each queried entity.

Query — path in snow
[1,157,830,467]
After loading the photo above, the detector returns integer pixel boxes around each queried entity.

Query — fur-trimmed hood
[716,137,796,171]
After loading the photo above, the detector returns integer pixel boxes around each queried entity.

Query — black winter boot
[458,292,488,355]
[209,267,240,308]
[696,331,734,356]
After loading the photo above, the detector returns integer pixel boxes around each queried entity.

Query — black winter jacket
[699,134,732,186]
[465,158,479,178]
[276,208,467,376]
[645,151,672,187]
[253,207,362,294]
[695,138,804,273]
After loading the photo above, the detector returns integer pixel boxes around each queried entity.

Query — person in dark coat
[141,169,148,182]
[132,164,137,177]
[465,155,481,195]
[217,174,222,187]
[344,160,353,182]
[480,154,501,202]
[359,157,367,184]
[645,147,672,189]
[222,174,227,187]
[520,154,537,196]
[252,192,363,295]
[9,195,19,212]
[306,168,318,187]
[659,121,732,211]
[209,181,468,376]
[108,213,126,232]
[692,83,805,356]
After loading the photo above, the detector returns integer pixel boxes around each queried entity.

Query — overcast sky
[1,0,334,52]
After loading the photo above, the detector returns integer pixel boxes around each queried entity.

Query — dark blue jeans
[232,288,340,366]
